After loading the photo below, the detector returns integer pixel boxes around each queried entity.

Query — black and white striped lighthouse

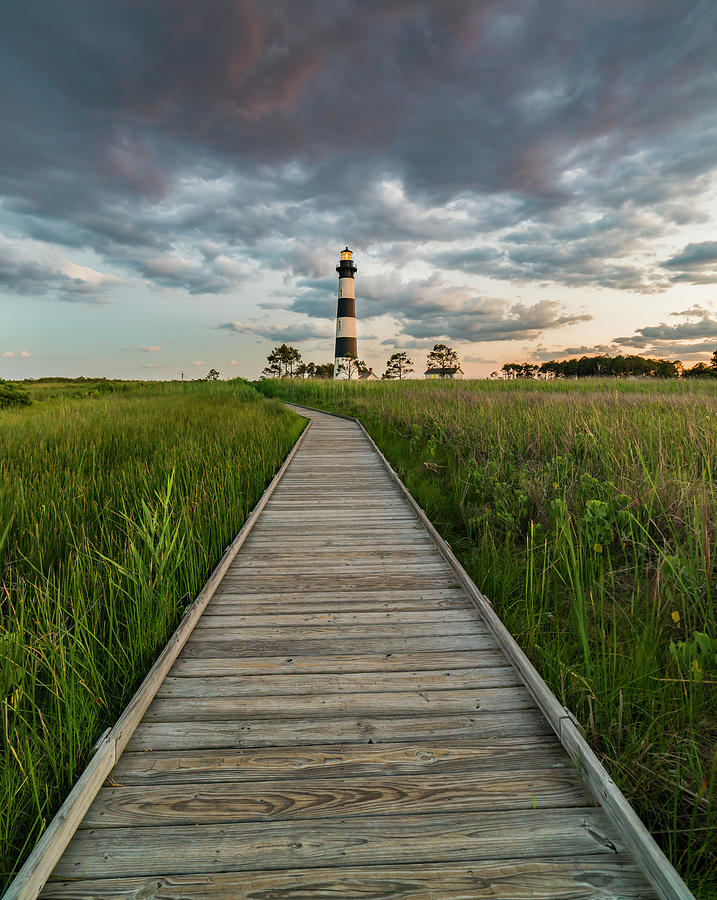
[334,247,358,377]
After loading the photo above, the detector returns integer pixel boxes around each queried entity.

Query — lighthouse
[334,247,358,377]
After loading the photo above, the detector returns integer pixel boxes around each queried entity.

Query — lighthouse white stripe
[336,316,357,338]
[338,277,355,299]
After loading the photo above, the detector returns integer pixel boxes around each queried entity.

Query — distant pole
[334,247,358,378]
[180,371,184,381]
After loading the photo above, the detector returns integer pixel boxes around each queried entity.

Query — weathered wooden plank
[214,576,462,591]
[108,737,571,785]
[209,587,468,602]
[144,686,534,722]
[225,565,450,577]
[39,856,656,899]
[187,621,487,640]
[231,550,446,564]
[84,769,591,828]
[197,609,477,627]
[157,666,520,698]
[169,649,511,677]
[207,597,474,615]
[179,633,498,658]
[50,808,624,879]
[126,709,553,751]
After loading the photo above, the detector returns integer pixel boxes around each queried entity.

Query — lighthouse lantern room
[334,247,358,377]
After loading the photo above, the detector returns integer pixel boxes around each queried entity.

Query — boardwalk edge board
[3,419,312,900]
[286,402,693,900]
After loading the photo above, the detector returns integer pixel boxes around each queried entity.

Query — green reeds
[257,376,716,899]
[0,380,303,889]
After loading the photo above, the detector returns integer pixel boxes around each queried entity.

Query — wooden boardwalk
[38,408,659,898]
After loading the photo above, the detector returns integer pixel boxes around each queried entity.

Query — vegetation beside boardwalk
[0,380,304,890]
[258,377,716,898]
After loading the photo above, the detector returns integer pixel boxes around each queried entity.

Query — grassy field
[257,377,716,898]
[0,380,304,890]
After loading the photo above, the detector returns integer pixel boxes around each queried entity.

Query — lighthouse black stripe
[336,262,356,277]
[335,337,358,358]
[337,297,355,319]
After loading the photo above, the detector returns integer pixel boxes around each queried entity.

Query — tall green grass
[0,380,303,889]
[258,377,716,898]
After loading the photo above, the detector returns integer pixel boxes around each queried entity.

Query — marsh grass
[258,377,716,898]
[0,380,303,889]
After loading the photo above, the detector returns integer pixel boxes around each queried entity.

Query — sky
[1,0,717,380]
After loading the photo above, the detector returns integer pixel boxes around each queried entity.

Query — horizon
[2,2,717,380]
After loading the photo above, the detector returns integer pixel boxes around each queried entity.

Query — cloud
[612,310,717,359]
[0,237,119,303]
[191,360,205,367]
[0,0,716,303]
[1,350,15,358]
[128,362,172,370]
[216,319,332,343]
[139,345,161,352]
[321,273,591,345]
[528,343,616,361]
[661,241,717,285]
[228,360,241,366]
[20,349,31,358]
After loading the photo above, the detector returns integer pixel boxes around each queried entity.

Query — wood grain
[168,649,513,677]
[126,709,553,751]
[143,686,534,722]
[107,738,570,785]
[84,769,591,827]
[156,666,521,698]
[39,856,655,899]
[52,808,623,879]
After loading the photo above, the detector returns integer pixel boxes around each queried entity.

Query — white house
[424,366,463,380]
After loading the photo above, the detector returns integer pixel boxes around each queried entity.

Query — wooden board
[38,857,657,899]
[126,709,554,751]
[143,686,534,722]
[83,769,591,827]
[168,649,512,677]
[179,634,500,657]
[107,737,571,785]
[156,666,521,697]
[52,808,624,879]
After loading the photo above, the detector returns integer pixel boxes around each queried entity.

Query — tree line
[260,343,461,380]
[498,351,717,379]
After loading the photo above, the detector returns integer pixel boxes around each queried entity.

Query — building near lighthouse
[334,247,358,378]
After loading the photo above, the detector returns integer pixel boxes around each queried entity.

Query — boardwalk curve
[8,406,691,898]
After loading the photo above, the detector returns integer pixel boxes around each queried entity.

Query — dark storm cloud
[0,239,118,303]
[612,306,717,357]
[529,344,616,361]
[216,320,332,342]
[1,0,716,300]
[661,241,717,285]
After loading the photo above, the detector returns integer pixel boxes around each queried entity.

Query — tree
[383,351,414,380]
[205,368,220,381]
[426,344,459,377]
[296,362,316,379]
[336,354,368,379]
[261,344,302,378]
[313,362,335,379]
